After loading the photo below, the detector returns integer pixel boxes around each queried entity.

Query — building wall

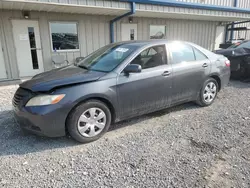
[176,0,250,9]
[135,3,250,21]
[115,17,218,50]
[28,0,130,8]
[0,11,20,79]
[0,10,112,76]
[29,0,250,9]
[232,22,250,40]
[176,0,234,7]
[0,10,219,80]
[20,0,239,8]
[238,0,250,9]
[235,0,250,40]
[0,15,13,79]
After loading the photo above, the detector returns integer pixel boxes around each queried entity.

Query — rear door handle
[162,71,171,76]
[202,63,208,68]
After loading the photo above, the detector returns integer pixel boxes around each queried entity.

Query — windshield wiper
[78,65,89,70]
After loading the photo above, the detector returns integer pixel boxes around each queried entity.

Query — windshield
[228,41,250,49]
[77,43,138,72]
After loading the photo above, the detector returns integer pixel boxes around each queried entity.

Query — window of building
[50,22,79,51]
[131,45,167,69]
[170,42,195,64]
[193,47,208,61]
[150,25,166,39]
[28,27,39,69]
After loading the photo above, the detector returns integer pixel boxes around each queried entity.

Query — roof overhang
[125,0,250,21]
[1,0,250,22]
[0,0,129,15]
[135,8,250,22]
[124,0,250,14]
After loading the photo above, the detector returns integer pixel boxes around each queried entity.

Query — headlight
[26,94,65,107]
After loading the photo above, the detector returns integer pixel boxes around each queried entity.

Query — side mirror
[74,57,85,65]
[124,64,142,74]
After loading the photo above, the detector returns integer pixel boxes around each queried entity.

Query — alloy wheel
[203,82,217,103]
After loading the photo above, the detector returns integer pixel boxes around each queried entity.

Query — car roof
[114,40,205,48]
[114,40,171,47]
[113,40,217,60]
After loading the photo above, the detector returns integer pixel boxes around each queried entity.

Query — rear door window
[169,42,195,64]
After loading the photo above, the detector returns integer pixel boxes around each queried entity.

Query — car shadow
[0,102,199,157]
[110,102,198,131]
[0,110,77,156]
[229,79,250,89]
[1,80,249,157]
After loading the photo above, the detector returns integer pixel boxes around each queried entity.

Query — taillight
[225,60,230,67]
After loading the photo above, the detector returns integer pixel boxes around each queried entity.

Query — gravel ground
[0,81,250,188]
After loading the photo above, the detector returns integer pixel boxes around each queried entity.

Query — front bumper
[13,104,68,137]
[12,87,70,137]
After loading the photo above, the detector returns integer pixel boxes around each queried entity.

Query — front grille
[13,93,22,107]
[12,88,33,108]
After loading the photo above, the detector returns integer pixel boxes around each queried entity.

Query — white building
[0,0,250,81]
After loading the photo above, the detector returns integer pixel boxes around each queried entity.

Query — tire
[196,78,219,107]
[67,100,111,143]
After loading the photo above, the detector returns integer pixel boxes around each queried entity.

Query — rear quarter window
[237,41,250,48]
[193,47,208,61]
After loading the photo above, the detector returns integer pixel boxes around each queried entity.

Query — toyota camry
[13,40,230,143]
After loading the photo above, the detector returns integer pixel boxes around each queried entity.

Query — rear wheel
[67,100,111,143]
[196,78,218,107]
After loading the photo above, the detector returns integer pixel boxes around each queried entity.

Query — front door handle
[202,63,208,68]
[162,71,171,76]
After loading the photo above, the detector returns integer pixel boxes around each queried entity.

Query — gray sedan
[13,40,230,143]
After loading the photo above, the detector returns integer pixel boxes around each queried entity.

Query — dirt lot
[0,81,249,187]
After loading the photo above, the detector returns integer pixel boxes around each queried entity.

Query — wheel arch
[65,95,117,134]
[209,74,221,91]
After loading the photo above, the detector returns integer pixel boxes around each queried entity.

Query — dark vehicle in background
[219,24,250,49]
[13,40,230,143]
[215,40,250,80]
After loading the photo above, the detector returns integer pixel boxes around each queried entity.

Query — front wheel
[196,78,218,107]
[67,100,111,143]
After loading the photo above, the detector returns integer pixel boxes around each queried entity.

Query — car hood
[20,65,106,92]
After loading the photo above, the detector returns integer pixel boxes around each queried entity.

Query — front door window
[130,45,167,69]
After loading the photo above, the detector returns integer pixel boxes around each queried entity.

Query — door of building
[121,24,138,41]
[0,37,7,80]
[214,26,225,50]
[12,20,44,77]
